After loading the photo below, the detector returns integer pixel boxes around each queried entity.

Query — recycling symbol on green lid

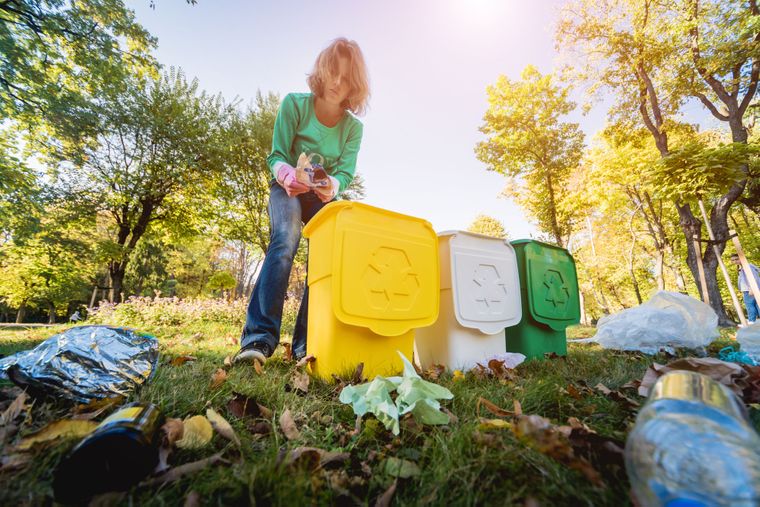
[543,269,570,310]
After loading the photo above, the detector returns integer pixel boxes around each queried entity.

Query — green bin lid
[512,240,580,330]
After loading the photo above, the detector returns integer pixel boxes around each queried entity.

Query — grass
[0,321,748,506]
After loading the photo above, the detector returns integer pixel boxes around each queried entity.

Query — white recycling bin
[415,231,522,371]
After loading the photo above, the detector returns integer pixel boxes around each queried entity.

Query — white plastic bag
[737,321,760,362]
[582,291,719,354]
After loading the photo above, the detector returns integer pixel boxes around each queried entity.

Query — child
[235,38,370,365]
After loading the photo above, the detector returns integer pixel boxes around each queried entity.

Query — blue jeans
[743,291,760,323]
[241,181,333,358]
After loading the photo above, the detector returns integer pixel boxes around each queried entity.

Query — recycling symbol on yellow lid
[362,247,420,311]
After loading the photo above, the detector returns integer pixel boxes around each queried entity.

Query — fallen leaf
[488,359,516,380]
[375,479,398,507]
[170,355,196,366]
[594,383,612,396]
[279,409,301,440]
[384,457,420,478]
[223,356,233,367]
[289,370,310,395]
[206,408,240,446]
[295,355,315,368]
[478,418,511,430]
[227,392,273,420]
[184,490,201,507]
[513,400,523,416]
[72,396,122,421]
[441,407,459,424]
[352,362,365,384]
[0,453,32,472]
[452,370,464,382]
[161,418,185,446]
[253,361,263,375]
[15,419,98,451]
[210,368,228,389]
[0,391,28,426]
[281,342,293,362]
[248,421,272,435]
[277,446,349,470]
[141,452,226,487]
[423,364,445,381]
[567,384,583,400]
[477,397,514,418]
[176,415,213,449]
[191,332,204,341]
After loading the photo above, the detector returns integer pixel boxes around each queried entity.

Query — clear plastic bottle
[625,370,760,506]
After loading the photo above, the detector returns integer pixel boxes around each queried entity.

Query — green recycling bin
[505,239,580,359]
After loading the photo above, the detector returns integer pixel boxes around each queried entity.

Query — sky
[129,0,611,239]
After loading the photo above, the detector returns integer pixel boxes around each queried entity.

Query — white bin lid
[438,231,522,334]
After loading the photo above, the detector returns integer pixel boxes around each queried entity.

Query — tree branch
[695,92,730,121]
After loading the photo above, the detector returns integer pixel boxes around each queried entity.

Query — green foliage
[0,0,157,144]
[477,65,584,246]
[206,271,236,293]
[650,139,755,202]
[467,214,508,239]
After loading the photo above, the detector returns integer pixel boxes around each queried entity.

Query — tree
[467,214,508,239]
[476,66,585,247]
[0,211,95,323]
[1,0,156,138]
[677,0,760,211]
[557,0,747,324]
[52,68,227,302]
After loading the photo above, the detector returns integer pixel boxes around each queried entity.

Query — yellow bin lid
[303,201,440,336]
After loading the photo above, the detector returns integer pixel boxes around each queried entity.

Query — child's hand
[315,176,338,203]
[277,164,309,197]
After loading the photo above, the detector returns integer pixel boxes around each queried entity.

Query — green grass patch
[0,316,749,506]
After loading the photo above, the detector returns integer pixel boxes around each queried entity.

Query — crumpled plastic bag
[737,321,760,362]
[339,352,454,435]
[576,291,719,354]
[0,325,159,403]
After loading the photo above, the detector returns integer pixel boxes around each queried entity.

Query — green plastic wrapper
[339,352,454,435]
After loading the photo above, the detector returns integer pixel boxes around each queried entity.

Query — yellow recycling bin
[302,201,439,380]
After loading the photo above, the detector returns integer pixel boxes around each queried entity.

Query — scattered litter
[718,346,757,366]
[575,291,718,354]
[484,353,526,370]
[339,352,454,435]
[0,325,159,403]
[737,322,760,363]
[638,357,747,398]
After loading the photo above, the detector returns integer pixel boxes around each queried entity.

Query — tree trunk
[15,302,26,324]
[110,266,125,304]
[655,251,665,291]
[47,301,56,324]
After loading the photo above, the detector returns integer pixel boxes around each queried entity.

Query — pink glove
[277,164,309,197]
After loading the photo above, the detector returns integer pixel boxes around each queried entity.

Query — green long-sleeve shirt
[266,92,364,194]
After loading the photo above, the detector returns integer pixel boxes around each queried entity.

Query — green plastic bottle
[53,402,165,504]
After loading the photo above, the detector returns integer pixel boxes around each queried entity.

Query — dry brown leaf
[176,415,213,449]
[14,419,98,451]
[170,355,196,366]
[223,355,233,367]
[295,355,316,368]
[253,361,263,375]
[227,392,272,420]
[594,383,612,396]
[184,490,201,507]
[566,384,583,400]
[375,478,398,507]
[477,397,514,418]
[513,400,523,416]
[0,391,28,427]
[142,452,226,487]
[248,421,272,435]
[279,409,301,440]
[161,418,185,446]
[423,364,446,381]
[0,453,32,472]
[290,370,310,395]
[210,368,228,389]
[206,408,240,447]
[281,342,293,362]
[71,396,122,421]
